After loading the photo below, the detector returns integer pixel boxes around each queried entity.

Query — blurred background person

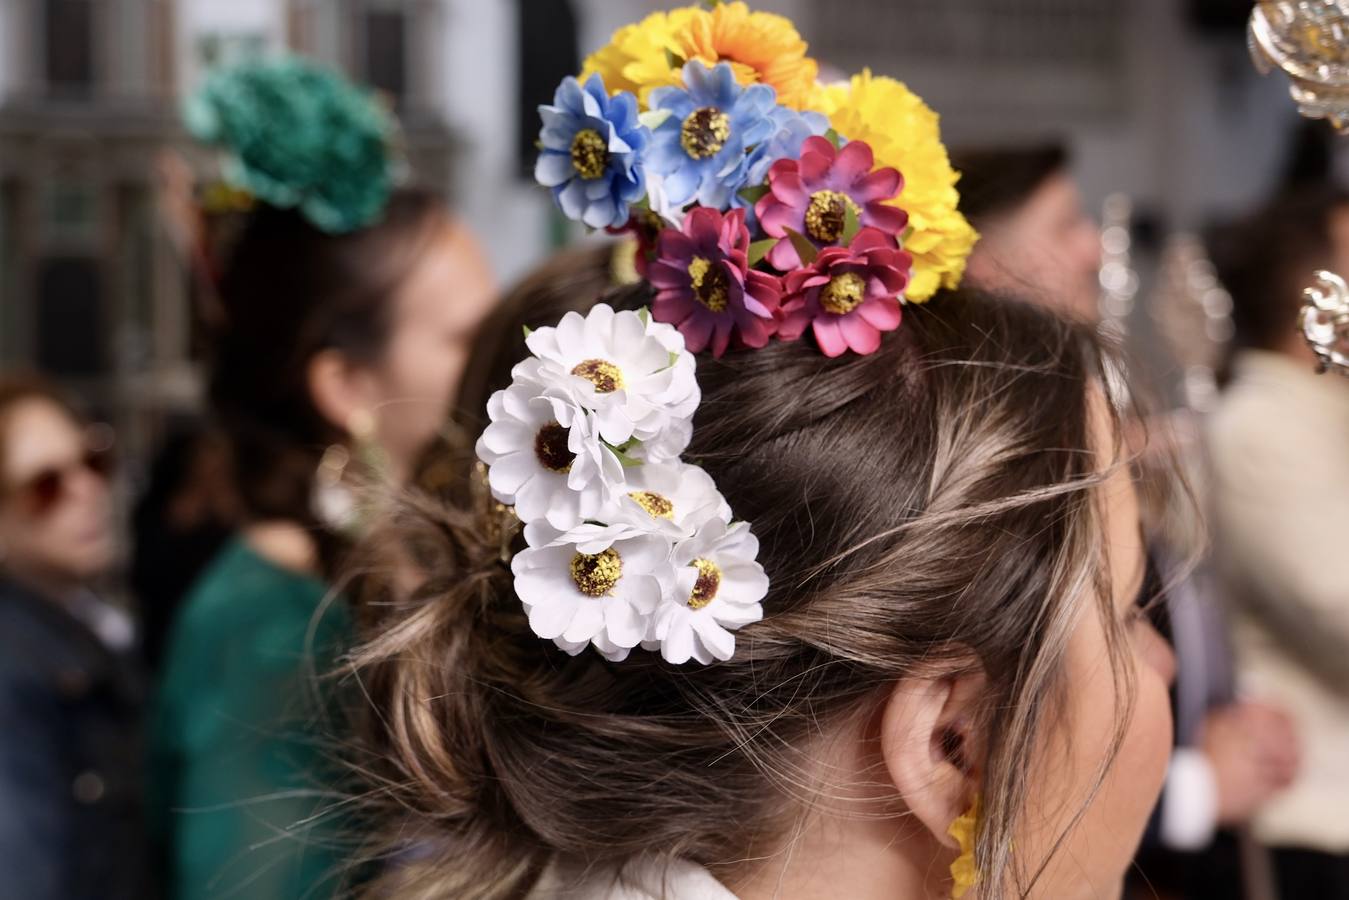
[129,420,238,674]
[952,142,1105,321]
[1207,184,1349,898]
[149,60,498,900]
[0,375,148,900]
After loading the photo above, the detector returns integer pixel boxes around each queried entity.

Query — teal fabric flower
[183,56,394,234]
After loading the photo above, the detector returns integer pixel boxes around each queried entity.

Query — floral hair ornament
[475,304,768,666]
[183,55,398,234]
[536,1,977,358]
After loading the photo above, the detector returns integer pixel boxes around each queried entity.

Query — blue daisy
[646,61,777,211]
[536,73,649,230]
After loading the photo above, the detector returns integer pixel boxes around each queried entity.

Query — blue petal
[663,164,701,206]
[535,152,575,188]
[556,178,588,220]
[646,137,690,177]
[555,77,586,115]
[581,72,609,107]
[709,62,739,107]
[681,60,715,100]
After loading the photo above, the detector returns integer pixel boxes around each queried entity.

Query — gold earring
[948,794,980,899]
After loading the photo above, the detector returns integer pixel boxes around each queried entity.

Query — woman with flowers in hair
[148,58,496,900]
[350,4,1177,899]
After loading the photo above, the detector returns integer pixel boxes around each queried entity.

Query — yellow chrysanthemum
[822,71,978,302]
[581,3,820,110]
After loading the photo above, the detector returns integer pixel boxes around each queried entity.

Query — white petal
[691,617,737,661]
[563,599,605,643]
[528,593,580,640]
[661,622,696,665]
[604,600,645,648]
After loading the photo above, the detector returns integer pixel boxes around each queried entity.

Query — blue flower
[646,61,777,211]
[536,73,649,230]
[733,105,831,227]
[183,56,393,234]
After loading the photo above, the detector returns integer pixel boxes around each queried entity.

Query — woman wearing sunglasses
[0,375,148,900]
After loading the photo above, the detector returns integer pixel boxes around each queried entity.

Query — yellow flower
[824,71,978,302]
[581,3,820,110]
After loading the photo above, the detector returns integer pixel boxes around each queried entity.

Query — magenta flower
[755,136,907,271]
[779,227,913,358]
[648,206,782,358]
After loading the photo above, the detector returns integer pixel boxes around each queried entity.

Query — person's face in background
[0,398,114,592]
[965,171,1103,322]
[360,220,497,482]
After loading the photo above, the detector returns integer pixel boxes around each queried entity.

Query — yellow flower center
[628,491,675,520]
[687,558,722,609]
[570,547,622,597]
[533,422,575,473]
[819,272,867,316]
[804,190,861,244]
[687,256,729,313]
[570,358,625,393]
[570,128,609,180]
[680,107,731,159]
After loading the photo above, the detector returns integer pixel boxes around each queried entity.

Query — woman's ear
[880,660,988,848]
[307,348,377,438]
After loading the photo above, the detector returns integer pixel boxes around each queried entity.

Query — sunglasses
[4,447,113,518]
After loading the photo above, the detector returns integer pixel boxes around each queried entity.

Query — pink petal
[800,135,836,163]
[686,207,721,245]
[834,140,876,185]
[871,265,909,294]
[777,303,811,341]
[757,201,800,239]
[766,238,801,271]
[812,317,849,357]
[849,227,893,253]
[647,262,688,290]
[767,170,807,208]
[838,313,882,355]
[710,319,732,358]
[854,165,900,202]
[799,150,831,186]
[856,296,902,331]
[680,312,715,353]
[864,202,908,235]
[657,230,695,260]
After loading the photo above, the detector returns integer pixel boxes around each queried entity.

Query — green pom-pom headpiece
[183,56,395,234]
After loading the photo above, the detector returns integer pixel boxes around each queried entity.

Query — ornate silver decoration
[1300,269,1349,374]
[1249,1,1349,131]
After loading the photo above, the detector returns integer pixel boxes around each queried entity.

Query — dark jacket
[0,575,149,900]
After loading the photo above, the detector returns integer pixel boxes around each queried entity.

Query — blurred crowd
[6,40,1349,900]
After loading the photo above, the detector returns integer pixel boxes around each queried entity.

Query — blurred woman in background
[150,58,497,900]
[0,375,147,900]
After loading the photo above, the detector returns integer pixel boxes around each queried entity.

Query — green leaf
[738,183,770,205]
[841,201,861,245]
[784,227,818,266]
[668,350,680,368]
[824,128,842,149]
[665,49,686,70]
[748,238,777,268]
[637,307,651,325]
[522,324,533,339]
[604,440,645,468]
[639,108,673,131]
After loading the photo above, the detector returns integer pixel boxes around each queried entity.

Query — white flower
[651,518,768,665]
[645,172,687,230]
[607,461,730,540]
[512,523,673,661]
[475,383,623,530]
[523,304,699,448]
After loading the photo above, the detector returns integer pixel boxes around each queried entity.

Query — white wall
[175,0,287,94]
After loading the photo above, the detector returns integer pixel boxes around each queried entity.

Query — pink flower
[607,207,668,278]
[648,207,782,358]
[779,227,913,358]
[755,136,907,271]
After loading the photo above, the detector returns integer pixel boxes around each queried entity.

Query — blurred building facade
[0,0,1311,469]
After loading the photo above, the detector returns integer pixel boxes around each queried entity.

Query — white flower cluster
[475,304,769,665]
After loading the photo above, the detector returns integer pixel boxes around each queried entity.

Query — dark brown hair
[350,279,1134,898]
[208,188,451,536]
[1208,183,1349,356]
[952,142,1070,226]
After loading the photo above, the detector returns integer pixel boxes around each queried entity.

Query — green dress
[151,539,354,899]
